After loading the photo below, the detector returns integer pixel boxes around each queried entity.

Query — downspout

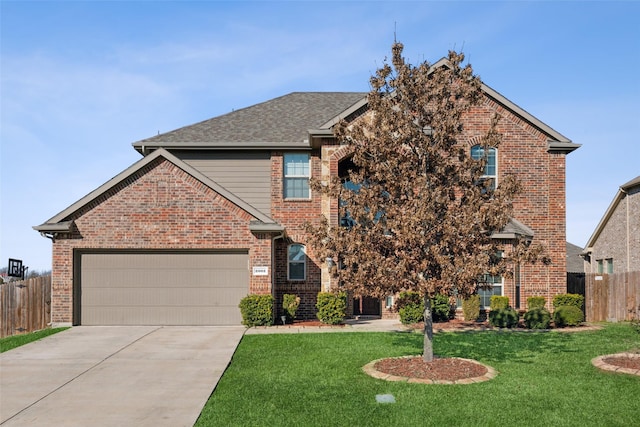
[39,232,57,242]
[622,187,629,272]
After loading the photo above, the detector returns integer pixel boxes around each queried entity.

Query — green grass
[196,324,640,427]
[0,327,69,353]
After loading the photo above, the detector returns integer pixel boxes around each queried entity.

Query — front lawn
[197,324,639,426]
[0,327,69,353]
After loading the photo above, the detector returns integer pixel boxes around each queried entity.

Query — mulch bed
[603,356,640,370]
[374,356,487,381]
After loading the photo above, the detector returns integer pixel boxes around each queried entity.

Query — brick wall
[586,186,640,274]
[49,158,272,324]
[270,151,324,319]
[283,95,571,315]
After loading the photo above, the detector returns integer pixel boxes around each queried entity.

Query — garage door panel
[82,306,244,326]
[83,286,249,307]
[80,252,249,325]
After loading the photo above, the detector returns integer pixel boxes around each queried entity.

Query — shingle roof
[133,92,366,150]
[566,242,585,273]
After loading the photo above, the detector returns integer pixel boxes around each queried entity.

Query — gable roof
[566,242,585,273]
[34,148,279,234]
[584,175,640,251]
[491,217,535,240]
[133,92,366,153]
[134,69,578,156]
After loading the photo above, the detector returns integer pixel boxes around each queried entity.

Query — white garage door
[79,252,249,325]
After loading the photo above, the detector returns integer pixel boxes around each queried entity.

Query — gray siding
[174,150,271,216]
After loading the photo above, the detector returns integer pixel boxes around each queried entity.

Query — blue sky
[1,1,638,272]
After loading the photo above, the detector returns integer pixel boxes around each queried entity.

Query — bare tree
[306,42,545,362]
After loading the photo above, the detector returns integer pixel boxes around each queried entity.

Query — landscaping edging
[592,352,640,377]
[362,356,498,384]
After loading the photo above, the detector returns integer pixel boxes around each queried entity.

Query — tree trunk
[423,296,434,362]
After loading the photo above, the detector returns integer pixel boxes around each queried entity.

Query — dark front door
[353,296,381,316]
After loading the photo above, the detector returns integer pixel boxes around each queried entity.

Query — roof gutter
[33,221,74,242]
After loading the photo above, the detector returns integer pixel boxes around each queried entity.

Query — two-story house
[583,176,640,274]
[35,67,579,326]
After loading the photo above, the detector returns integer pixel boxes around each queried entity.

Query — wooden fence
[1,275,52,338]
[585,272,640,322]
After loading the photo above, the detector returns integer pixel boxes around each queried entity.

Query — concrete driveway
[0,326,245,427]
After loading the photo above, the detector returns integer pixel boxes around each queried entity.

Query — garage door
[79,252,249,325]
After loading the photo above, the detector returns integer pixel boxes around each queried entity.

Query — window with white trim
[471,145,497,190]
[284,153,310,199]
[288,244,306,281]
[477,274,503,309]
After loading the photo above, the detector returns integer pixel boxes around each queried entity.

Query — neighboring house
[582,176,640,274]
[567,242,585,274]
[35,63,579,326]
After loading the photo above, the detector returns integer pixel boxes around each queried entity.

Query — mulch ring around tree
[363,355,497,384]
[592,351,640,377]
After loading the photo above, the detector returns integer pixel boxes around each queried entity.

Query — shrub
[489,296,509,310]
[527,296,546,310]
[552,293,584,310]
[239,294,274,327]
[394,291,452,324]
[631,306,640,334]
[553,305,584,327]
[395,291,424,325]
[523,307,551,329]
[489,307,520,328]
[399,304,424,325]
[432,293,454,323]
[394,291,422,310]
[316,292,347,325]
[282,294,300,323]
[462,295,480,321]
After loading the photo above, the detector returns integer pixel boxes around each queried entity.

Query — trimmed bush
[553,305,584,327]
[395,291,422,310]
[399,304,424,325]
[239,294,274,327]
[395,291,424,325]
[394,291,452,324]
[282,294,300,323]
[489,295,509,310]
[524,307,551,329]
[316,292,347,325]
[527,296,546,310]
[432,293,454,323]
[462,294,480,321]
[552,293,584,310]
[489,307,520,328]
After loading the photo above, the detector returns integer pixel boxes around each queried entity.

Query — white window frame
[288,244,306,281]
[283,153,311,199]
[471,145,497,190]
[477,274,504,309]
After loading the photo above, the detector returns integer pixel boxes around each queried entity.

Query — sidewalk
[245,318,415,334]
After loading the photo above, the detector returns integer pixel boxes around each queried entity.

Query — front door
[353,296,381,316]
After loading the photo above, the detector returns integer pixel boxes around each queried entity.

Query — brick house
[35,68,579,326]
[582,176,640,274]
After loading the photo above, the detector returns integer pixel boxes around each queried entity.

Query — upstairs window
[284,153,310,199]
[471,145,497,190]
[288,244,306,281]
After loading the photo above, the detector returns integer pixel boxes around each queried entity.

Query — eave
[134,141,311,155]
